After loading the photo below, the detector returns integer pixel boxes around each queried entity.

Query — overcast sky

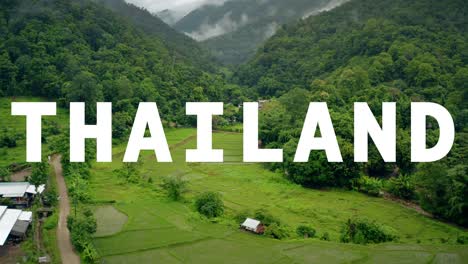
[125,0,228,16]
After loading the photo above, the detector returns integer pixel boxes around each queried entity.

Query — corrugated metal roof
[0,209,22,246]
[26,184,45,195]
[0,182,45,198]
[0,206,6,217]
[241,218,261,229]
[12,220,30,236]
[0,182,30,198]
[18,211,33,222]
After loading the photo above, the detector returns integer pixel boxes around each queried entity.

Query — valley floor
[88,129,468,263]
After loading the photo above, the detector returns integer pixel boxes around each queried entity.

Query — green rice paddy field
[89,129,468,264]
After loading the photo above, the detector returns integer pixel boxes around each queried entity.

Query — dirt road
[51,156,81,264]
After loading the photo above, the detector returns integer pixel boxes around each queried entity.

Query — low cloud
[188,12,250,41]
[263,22,278,39]
[303,0,350,19]
[125,0,229,20]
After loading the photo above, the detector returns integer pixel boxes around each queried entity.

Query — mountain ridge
[172,0,349,65]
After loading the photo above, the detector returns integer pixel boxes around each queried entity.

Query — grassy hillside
[88,129,468,263]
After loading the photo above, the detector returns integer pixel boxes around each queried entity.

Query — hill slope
[95,0,216,71]
[174,0,348,65]
[0,0,232,124]
[235,0,467,226]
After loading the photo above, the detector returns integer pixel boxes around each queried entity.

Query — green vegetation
[96,0,215,71]
[340,218,399,244]
[87,129,467,263]
[386,175,415,200]
[42,165,61,264]
[161,174,187,201]
[0,97,68,169]
[0,0,246,125]
[93,206,127,237]
[67,209,98,263]
[236,0,467,226]
[296,225,317,238]
[175,0,335,65]
[29,162,49,186]
[352,176,384,197]
[194,191,224,218]
[0,0,466,262]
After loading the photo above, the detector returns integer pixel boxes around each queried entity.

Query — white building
[240,218,265,234]
[0,206,33,246]
[0,182,45,207]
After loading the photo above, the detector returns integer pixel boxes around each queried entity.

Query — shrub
[82,241,99,263]
[0,132,17,148]
[43,188,58,207]
[340,218,399,244]
[386,175,415,200]
[0,167,10,182]
[195,192,224,218]
[296,225,316,238]
[0,197,12,206]
[320,232,330,241]
[457,234,468,245]
[43,213,58,230]
[67,212,97,252]
[113,163,140,183]
[352,176,384,196]
[264,223,290,239]
[162,175,187,201]
[254,209,281,226]
[234,210,250,224]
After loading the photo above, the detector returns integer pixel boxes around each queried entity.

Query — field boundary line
[94,226,176,239]
[99,237,214,257]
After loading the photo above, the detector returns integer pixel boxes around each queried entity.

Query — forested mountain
[235,0,467,226]
[174,0,348,65]
[95,0,216,71]
[0,0,245,126]
[156,9,179,26]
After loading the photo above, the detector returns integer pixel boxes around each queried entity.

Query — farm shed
[0,182,45,208]
[0,206,33,246]
[241,218,265,234]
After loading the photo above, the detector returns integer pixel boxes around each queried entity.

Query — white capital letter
[295,103,342,162]
[354,103,396,162]
[124,103,172,162]
[70,103,112,162]
[186,102,223,162]
[411,103,455,162]
[243,102,283,162]
[11,102,56,162]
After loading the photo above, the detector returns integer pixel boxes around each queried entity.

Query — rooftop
[0,207,22,246]
[0,182,45,198]
[0,206,33,246]
[241,218,261,229]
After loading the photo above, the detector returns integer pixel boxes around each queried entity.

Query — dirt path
[51,155,81,264]
[10,168,31,182]
[382,192,433,217]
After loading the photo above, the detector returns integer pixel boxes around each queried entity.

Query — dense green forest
[235,0,467,226]
[174,0,343,65]
[95,0,216,71]
[0,0,246,126]
[0,0,466,231]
